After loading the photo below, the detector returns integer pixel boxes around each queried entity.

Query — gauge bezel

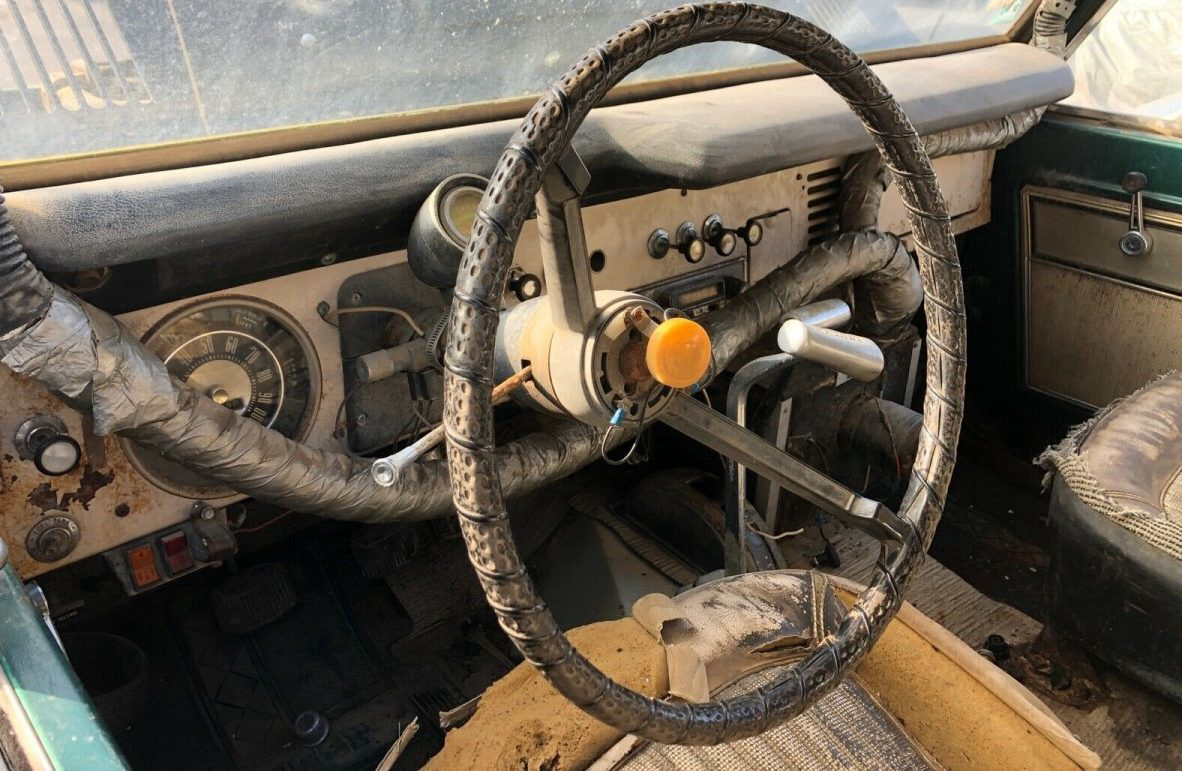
[120,296,322,500]
[407,173,490,288]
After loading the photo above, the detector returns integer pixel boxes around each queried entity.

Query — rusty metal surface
[0,372,196,578]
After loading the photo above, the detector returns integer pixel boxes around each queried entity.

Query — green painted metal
[0,560,127,770]
[999,116,1182,209]
[958,111,1182,455]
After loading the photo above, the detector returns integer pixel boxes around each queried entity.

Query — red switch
[159,531,195,575]
[125,543,161,589]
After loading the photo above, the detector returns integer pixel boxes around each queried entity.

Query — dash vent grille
[805,164,842,246]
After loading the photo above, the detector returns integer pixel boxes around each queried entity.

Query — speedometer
[122,298,320,498]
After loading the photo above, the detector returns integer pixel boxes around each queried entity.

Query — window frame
[0,2,1046,191]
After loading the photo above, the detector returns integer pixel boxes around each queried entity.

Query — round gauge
[407,173,489,288]
[121,298,320,499]
[440,184,482,244]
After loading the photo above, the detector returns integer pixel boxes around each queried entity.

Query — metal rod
[723,353,795,575]
[661,391,906,544]
[370,367,533,485]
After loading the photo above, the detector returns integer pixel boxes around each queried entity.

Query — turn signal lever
[1119,171,1152,257]
[776,304,884,382]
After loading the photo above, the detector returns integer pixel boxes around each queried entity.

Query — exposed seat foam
[1040,371,1182,702]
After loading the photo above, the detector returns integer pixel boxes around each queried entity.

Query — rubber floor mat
[173,554,412,769]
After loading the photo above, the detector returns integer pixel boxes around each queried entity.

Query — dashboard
[0,150,991,587]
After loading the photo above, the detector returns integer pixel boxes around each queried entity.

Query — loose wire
[600,390,655,466]
[321,305,426,337]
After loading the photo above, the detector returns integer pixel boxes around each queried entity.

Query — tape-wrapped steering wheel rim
[441,2,966,745]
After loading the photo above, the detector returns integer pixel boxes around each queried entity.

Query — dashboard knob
[675,222,706,264]
[737,218,764,247]
[645,316,712,389]
[647,228,671,259]
[15,415,81,477]
[702,214,738,257]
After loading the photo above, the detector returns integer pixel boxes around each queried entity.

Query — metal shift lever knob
[777,319,884,382]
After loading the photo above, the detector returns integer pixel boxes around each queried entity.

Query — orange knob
[645,317,712,389]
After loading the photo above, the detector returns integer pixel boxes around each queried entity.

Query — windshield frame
[1,3,1045,192]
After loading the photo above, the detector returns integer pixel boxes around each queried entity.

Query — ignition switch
[507,267,543,302]
[14,415,81,477]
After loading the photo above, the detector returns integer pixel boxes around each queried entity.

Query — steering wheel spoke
[536,145,597,334]
[659,391,912,544]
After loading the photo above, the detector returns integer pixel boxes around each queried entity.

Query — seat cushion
[1040,372,1182,702]
[1039,370,1182,559]
[429,573,1098,770]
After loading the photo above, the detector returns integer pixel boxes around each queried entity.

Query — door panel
[961,115,1182,454]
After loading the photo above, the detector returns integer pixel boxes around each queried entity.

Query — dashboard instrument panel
[120,298,320,499]
[0,151,991,580]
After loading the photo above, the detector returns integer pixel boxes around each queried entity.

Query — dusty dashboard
[0,151,990,591]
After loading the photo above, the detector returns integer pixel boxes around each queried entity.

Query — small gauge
[122,298,319,498]
[407,173,490,288]
[439,184,483,245]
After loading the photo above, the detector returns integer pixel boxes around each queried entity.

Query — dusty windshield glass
[1,1,1030,163]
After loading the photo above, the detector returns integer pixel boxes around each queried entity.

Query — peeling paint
[61,465,116,511]
[27,483,61,514]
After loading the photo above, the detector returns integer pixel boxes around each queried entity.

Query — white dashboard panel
[0,152,989,578]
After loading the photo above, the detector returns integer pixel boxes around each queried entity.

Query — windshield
[1,1,1032,164]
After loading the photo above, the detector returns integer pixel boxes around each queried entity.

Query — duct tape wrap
[837,0,1076,231]
[0,187,53,335]
[0,291,609,522]
[702,229,921,377]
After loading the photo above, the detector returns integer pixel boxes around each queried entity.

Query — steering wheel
[443,3,964,744]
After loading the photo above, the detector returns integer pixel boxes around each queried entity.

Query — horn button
[498,290,704,426]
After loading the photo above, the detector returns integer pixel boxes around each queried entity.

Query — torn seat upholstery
[1039,371,1182,703]
[431,570,1097,770]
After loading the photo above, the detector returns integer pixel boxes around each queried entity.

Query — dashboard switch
[14,415,81,477]
[159,531,195,575]
[26,515,80,563]
[647,228,671,259]
[702,215,738,257]
[737,218,764,247]
[508,268,543,301]
[125,543,162,590]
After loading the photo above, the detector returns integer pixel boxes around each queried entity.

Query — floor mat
[829,524,1182,770]
[172,550,415,769]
